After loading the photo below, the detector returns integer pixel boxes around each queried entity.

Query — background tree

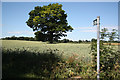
[100,28,119,44]
[91,38,97,42]
[26,3,73,43]
[78,40,82,43]
[100,28,108,41]
[107,29,118,43]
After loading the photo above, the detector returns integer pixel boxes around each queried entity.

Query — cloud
[101,26,118,29]
[7,26,118,35]
[74,27,94,29]
[74,26,118,33]
[7,31,34,35]
[8,31,21,34]
[74,26,96,32]
[81,30,97,32]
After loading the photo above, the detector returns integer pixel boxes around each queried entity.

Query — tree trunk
[49,32,53,43]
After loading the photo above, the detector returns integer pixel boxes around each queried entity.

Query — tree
[11,35,17,40]
[107,29,118,43]
[26,3,73,43]
[100,28,108,41]
[91,38,97,42]
[100,28,119,44]
[78,40,82,43]
[62,39,69,43]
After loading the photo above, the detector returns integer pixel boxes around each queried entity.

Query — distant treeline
[1,36,119,43]
[1,36,91,43]
[1,36,35,41]
[58,39,91,43]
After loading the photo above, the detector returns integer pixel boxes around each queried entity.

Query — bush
[90,38,120,79]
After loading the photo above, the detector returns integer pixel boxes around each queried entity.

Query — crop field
[2,40,119,62]
[1,40,91,62]
[1,40,120,79]
[1,40,92,78]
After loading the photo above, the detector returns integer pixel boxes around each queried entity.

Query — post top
[97,16,100,18]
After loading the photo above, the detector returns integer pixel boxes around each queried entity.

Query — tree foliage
[100,28,119,45]
[107,29,119,42]
[26,3,73,43]
[100,28,108,40]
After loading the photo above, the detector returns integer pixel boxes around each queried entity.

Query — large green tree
[26,3,73,43]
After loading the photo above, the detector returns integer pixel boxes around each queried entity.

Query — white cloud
[7,31,34,35]
[8,31,21,34]
[101,26,118,30]
[74,27,94,29]
[75,26,118,33]
[6,26,118,35]
[74,26,96,32]
[81,30,97,32]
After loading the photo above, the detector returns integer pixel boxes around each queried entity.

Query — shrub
[90,28,120,79]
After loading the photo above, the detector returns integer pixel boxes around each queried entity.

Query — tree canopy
[26,3,73,43]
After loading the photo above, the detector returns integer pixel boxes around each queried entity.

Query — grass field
[1,40,91,62]
[1,40,119,63]
[1,40,120,79]
[1,40,92,78]
[104,43,120,46]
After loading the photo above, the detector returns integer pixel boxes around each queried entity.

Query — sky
[2,2,118,41]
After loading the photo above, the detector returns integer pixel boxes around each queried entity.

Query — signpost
[93,16,100,80]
